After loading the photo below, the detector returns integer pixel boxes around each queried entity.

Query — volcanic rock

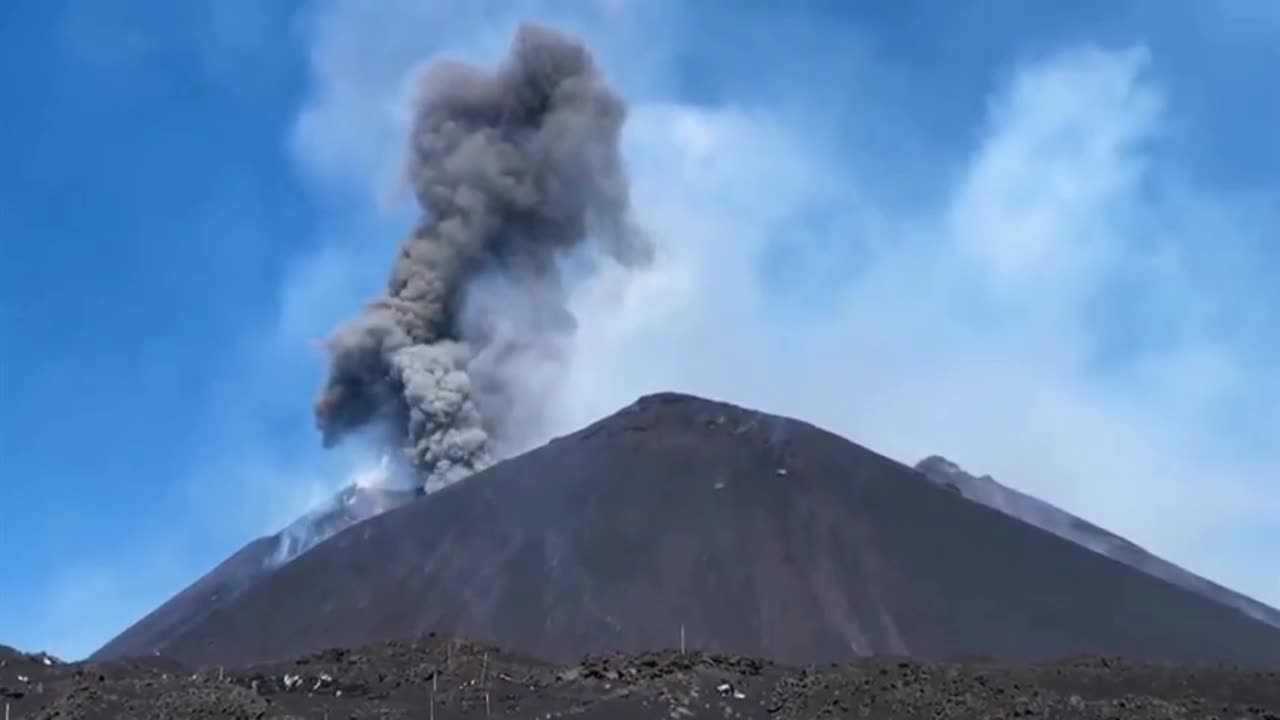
[10,635,1280,719]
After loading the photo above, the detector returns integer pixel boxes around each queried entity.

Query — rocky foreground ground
[6,635,1280,719]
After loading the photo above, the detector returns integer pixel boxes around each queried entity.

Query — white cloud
[950,47,1159,309]
[286,1,1280,609]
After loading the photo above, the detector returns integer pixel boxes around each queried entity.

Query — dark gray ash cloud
[313,22,652,489]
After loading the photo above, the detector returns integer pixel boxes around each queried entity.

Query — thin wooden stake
[681,625,686,654]
[482,652,490,716]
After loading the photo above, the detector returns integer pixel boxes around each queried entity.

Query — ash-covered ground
[7,635,1280,719]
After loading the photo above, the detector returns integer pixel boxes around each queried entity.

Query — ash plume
[314,23,651,489]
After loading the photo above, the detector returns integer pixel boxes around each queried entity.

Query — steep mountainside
[92,485,420,661]
[95,393,1280,670]
[915,455,1280,629]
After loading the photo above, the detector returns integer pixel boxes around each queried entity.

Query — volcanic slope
[104,393,1280,669]
[916,454,1280,629]
[92,485,420,662]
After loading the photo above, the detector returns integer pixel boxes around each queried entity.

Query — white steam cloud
[287,0,1280,609]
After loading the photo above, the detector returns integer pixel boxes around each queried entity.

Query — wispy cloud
[282,0,1279,608]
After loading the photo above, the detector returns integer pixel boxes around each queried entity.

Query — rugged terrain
[95,393,1280,669]
[9,635,1280,719]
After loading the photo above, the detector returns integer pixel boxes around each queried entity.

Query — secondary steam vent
[313,23,652,489]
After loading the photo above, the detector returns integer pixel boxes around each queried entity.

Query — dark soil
[97,393,1280,669]
[9,635,1280,719]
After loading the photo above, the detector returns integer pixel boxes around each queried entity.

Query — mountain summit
[96,393,1280,669]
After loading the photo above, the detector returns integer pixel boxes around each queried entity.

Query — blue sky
[1,0,1277,659]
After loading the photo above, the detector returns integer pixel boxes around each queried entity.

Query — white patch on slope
[267,453,422,567]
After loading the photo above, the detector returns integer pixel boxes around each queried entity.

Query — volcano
[94,393,1280,669]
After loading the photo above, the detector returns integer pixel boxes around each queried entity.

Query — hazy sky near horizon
[1,0,1277,659]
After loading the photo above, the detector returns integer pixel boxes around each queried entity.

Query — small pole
[218,666,223,682]
[5,701,10,720]
[482,652,490,716]
[681,625,686,654]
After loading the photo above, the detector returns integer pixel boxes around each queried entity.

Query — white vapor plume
[286,0,1280,609]
[267,451,423,567]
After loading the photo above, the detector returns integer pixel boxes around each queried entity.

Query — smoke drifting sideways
[313,23,653,491]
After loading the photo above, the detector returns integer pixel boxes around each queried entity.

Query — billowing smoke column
[314,23,651,490]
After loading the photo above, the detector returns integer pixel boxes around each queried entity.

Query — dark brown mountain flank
[9,636,1280,720]
[915,454,1280,628]
[98,393,1280,669]
[92,485,420,662]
